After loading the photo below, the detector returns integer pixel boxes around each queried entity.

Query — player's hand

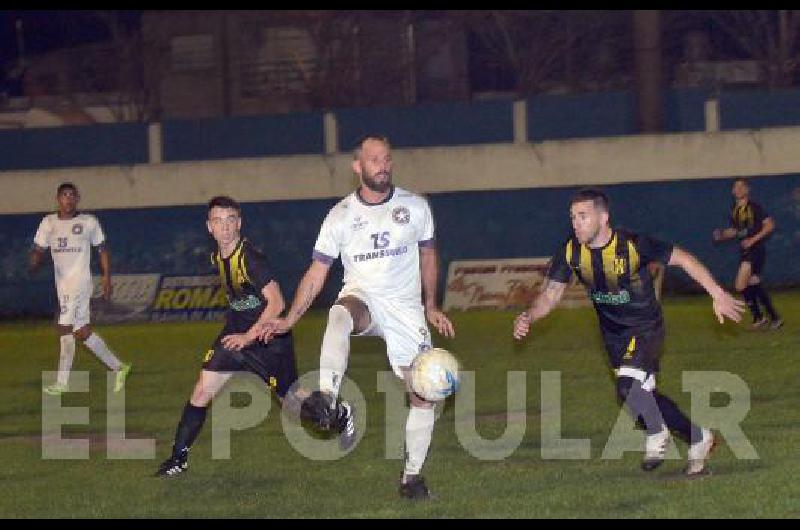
[513,311,532,340]
[259,318,293,342]
[425,307,455,338]
[101,276,113,301]
[712,290,745,324]
[741,237,755,250]
[221,333,254,351]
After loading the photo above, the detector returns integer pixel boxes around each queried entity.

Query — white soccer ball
[410,348,460,402]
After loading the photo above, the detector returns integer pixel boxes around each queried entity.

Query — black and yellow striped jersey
[211,238,274,323]
[730,200,766,247]
[547,229,673,335]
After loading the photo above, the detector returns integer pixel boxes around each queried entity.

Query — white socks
[320,304,353,397]
[56,334,76,386]
[403,406,435,478]
[83,333,122,371]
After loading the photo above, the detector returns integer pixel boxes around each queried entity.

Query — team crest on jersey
[613,257,626,275]
[392,206,410,225]
[72,224,83,235]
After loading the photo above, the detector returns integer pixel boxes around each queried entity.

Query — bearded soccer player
[513,188,744,476]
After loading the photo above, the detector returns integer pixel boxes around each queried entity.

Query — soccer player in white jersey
[29,182,132,395]
[262,135,455,500]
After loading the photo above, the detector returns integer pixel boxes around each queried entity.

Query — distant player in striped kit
[29,182,131,395]
[713,178,783,330]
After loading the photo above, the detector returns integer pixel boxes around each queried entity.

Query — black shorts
[740,245,766,276]
[603,323,664,376]
[202,320,298,398]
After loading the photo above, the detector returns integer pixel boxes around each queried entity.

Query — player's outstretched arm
[223,280,285,351]
[260,259,331,341]
[420,245,455,338]
[668,246,745,324]
[513,279,566,340]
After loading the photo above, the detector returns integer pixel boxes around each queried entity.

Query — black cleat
[335,401,356,451]
[399,474,431,500]
[155,450,188,478]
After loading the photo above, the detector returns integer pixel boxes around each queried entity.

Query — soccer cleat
[750,317,769,330]
[769,318,784,330]
[114,363,132,393]
[641,427,670,471]
[155,449,189,478]
[43,383,68,396]
[336,401,357,451]
[686,428,716,476]
[399,474,431,500]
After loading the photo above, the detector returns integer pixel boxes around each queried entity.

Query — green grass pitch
[1,293,798,517]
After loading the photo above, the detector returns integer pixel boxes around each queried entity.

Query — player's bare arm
[260,259,331,340]
[513,279,567,340]
[98,245,112,300]
[222,279,285,351]
[668,246,745,324]
[420,245,455,338]
[742,216,774,250]
[28,245,46,274]
[712,227,738,242]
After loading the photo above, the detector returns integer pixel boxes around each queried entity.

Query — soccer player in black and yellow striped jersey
[155,196,353,477]
[513,188,744,476]
[713,178,782,330]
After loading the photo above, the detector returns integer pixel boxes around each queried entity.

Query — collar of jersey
[356,185,395,206]
[219,237,245,261]
[56,211,81,220]
[586,228,617,251]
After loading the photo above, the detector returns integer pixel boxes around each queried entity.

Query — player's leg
[399,366,435,500]
[736,260,766,328]
[156,368,234,477]
[72,291,132,389]
[748,251,782,328]
[319,296,372,397]
[381,302,436,500]
[43,294,77,395]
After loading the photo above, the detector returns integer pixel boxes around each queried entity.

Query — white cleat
[642,426,670,471]
[686,428,716,476]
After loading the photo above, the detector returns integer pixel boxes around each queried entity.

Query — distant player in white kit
[262,135,455,500]
[29,182,132,395]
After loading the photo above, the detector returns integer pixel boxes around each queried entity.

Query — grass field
[1,293,799,518]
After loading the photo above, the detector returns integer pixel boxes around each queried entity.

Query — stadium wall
[1,145,798,318]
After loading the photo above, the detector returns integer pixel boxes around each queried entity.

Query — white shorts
[338,286,432,378]
[56,289,91,330]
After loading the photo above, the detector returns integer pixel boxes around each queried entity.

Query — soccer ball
[410,348,460,402]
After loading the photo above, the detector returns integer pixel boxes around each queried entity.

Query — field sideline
[1,293,798,518]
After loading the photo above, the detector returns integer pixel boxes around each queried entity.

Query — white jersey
[313,186,434,303]
[33,213,105,296]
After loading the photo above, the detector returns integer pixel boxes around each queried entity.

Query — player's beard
[362,170,392,193]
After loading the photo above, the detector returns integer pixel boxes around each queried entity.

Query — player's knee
[327,304,354,334]
[408,389,435,409]
[190,389,214,407]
